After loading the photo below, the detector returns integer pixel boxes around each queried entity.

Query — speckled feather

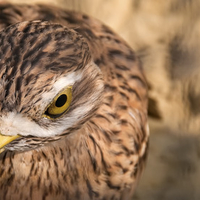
[0,3,149,200]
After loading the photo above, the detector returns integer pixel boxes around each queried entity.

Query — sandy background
[1,0,200,199]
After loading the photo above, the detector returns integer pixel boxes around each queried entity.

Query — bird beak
[0,134,20,153]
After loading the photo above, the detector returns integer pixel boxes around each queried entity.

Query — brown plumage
[0,3,149,200]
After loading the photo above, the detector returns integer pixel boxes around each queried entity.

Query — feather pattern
[0,3,149,200]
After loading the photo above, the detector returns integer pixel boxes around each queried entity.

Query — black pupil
[55,94,67,107]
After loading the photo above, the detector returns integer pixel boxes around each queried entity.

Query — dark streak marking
[86,179,93,199]
[116,64,130,71]
[95,114,111,123]
[130,75,146,87]
[106,180,120,190]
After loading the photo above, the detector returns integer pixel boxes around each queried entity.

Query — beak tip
[0,134,20,150]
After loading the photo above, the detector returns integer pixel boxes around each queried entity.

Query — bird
[0,3,149,200]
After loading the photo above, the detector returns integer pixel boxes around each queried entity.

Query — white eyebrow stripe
[41,71,82,106]
[53,72,82,91]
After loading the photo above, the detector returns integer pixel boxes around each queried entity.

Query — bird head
[0,21,104,152]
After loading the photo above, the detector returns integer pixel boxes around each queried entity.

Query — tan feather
[0,3,148,200]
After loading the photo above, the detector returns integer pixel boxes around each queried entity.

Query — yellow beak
[0,134,20,153]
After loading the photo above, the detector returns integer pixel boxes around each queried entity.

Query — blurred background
[2,0,200,199]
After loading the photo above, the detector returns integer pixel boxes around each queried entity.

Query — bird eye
[43,86,72,119]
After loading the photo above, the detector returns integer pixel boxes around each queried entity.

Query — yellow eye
[43,86,72,119]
